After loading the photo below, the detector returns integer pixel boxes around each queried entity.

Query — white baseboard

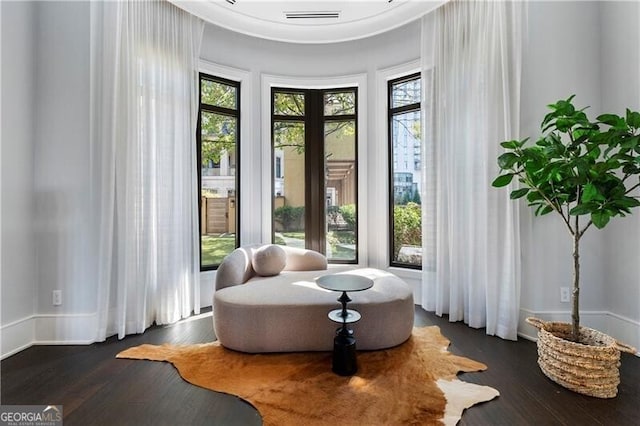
[33,313,98,344]
[2,272,217,360]
[518,308,640,356]
[1,316,35,359]
[4,306,637,359]
[1,313,98,359]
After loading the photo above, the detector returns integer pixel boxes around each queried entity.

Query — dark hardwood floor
[1,307,638,425]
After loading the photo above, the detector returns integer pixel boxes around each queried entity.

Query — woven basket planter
[526,317,636,398]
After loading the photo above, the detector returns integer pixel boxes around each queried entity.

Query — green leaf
[570,203,597,216]
[500,140,522,149]
[615,196,640,208]
[611,153,634,162]
[536,205,554,216]
[526,191,543,202]
[535,137,551,147]
[555,118,573,132]
[521,146,545,162]
[581,183,599,203]
[574,159,591,178]
[586,145,601,160]
[492,174,514,187]
[541,205,554,215]
[542,121,559,133]
[591,210,610,229]
[541,111,556,128]
[597,113,623,127]
[620,135,639,149]
[510,188,529,199]
[556,99,576,116]
[497,152,519,169]
[626,109,640,128]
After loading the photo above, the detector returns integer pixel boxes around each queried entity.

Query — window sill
[387,266,422,281]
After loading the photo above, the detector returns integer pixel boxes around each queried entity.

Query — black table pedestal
[333,327,357,376]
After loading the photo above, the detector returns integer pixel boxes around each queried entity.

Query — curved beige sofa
[213,245,414,353]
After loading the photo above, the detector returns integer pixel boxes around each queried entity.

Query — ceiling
[170,0,446,44]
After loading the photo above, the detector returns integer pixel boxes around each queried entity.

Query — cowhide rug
[117,326,499,425]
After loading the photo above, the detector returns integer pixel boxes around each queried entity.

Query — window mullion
[390,103,420,116]
[305,90,326,254]
[201,104,237,116]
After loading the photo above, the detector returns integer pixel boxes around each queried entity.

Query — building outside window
[388,73,422,268]
[197,73,240,270]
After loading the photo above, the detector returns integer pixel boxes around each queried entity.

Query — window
[275,156,282,179]
[197,74,240,270]
[389,73,422,268]
[272,87,358,263]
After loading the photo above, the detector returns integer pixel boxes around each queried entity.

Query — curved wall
[200,20,421,77]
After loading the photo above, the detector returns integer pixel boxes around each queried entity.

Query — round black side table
[316,274,374,376]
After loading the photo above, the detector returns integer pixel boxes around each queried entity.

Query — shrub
[339,204,356,229]
[393,202,422,258]
[274,205,304,231]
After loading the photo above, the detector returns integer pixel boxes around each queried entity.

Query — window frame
[270,86,359,264]
[388,72,421,270]
[197,73,241,271]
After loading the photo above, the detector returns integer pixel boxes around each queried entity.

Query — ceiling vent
[284,11,341,20]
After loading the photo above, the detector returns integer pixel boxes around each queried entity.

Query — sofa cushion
[252,244,287,276]
[281,246,328,271]
[215,246,256,291]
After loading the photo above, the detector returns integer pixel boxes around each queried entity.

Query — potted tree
[493,95,637,398]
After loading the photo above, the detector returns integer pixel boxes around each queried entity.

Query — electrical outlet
[53,290,62,306]
[560,287,570,303]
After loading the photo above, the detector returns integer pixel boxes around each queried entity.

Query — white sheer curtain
[421,0,524,340]
[91,0,204,340]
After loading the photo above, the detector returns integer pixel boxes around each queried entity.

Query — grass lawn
[281,232,305,240]
[203,231,355,265]
[201,234,236,266]
[282,231,355,261]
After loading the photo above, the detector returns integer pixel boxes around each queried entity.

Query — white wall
[519,0,603,316]
[1,1,95,358]
[599,1,640,347]
[1,0,37,356]
[33,1,93,317]
[519,1,640,350]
